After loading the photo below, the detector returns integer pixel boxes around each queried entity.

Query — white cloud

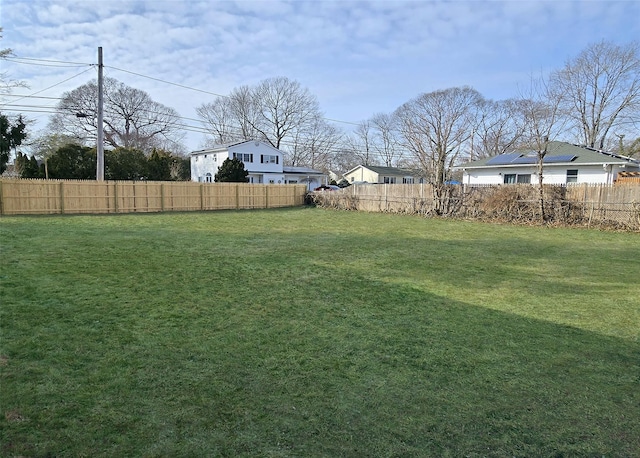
[2,0,639,151]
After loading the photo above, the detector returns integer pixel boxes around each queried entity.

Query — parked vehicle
[314,185,340,191]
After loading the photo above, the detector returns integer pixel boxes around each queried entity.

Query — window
[205,173,212,183]
[288,180,297,184]
[261,154,278,164]
[233,153,253,162]
[566,169,578,183]
[504,174,531,184]
[403,177,414,184]
[383,176,397,184]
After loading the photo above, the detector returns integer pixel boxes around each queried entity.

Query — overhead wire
[6,55,362,128]
[0,66,96,106]
[3,56,93,67]
[4,55,383,159]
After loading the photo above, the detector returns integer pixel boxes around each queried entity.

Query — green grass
[1,208,639,457]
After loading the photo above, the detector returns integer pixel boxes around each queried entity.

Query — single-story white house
[456,141,640,185]
[190,140,326,190]
[343,165,423,184]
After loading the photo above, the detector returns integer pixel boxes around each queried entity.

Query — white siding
[463,164,623,186]
[344,166,380,183]
[190,141,285,182]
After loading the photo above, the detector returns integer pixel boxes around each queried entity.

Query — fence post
[161,183,165,212]
[114,182,119,213]
[200,183,204,211]
[236,184,240,209]
[59,181,65,214]
[0,180,4,216]
[265,185,269,209]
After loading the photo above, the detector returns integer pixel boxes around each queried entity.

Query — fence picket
[0,179,307,216]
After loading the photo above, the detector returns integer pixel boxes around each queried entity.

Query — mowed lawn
[1,207,638,457]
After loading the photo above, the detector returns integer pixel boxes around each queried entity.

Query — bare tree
[197,77,333,165]
[395,86,483,214]
[614,134,640,158]
[370,112,402,167]
[519,75,566,222]
[196,97,238,145]
[30,133,80,179]
[287,115,342,170]
[473,98,527,159]
[344,120,377,167]
[49,77,184,153]
[197,85,262,146]
[0,29,28,96]
[249,76,320,149]
[550,40,640,150]
[328,147,361,178]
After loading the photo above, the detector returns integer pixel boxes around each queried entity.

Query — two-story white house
[190,140,326,190]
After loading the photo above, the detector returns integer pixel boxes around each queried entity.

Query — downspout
[603,164,611,184]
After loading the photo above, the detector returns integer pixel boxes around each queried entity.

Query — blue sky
[2,0,639,152]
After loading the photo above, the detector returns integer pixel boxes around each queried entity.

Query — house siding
[463,164,628,186]
[190,141,325,189]
[458,142,639,186]
[344,165,420,184]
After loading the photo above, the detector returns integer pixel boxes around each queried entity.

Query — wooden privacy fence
[311,183,640,230]
[0,179,308,216]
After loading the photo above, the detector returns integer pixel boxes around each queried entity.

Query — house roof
[190,140,280,155]
[283,166,324,175]
[345,164,419,176]
[457,142,640,169]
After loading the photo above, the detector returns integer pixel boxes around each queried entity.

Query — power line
[1,67,96,106]
[3,56,93,67]
[106,65,361,127]
[106,65,229,98]
[6,55,362,128]
[4,55,374,159]
[1,94,64,101]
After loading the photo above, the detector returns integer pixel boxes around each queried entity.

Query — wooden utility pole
[96,47,104,181]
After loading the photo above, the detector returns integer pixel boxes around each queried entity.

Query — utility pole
[96,47,104,181]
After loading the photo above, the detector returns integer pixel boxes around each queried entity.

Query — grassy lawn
[1,207,638,457]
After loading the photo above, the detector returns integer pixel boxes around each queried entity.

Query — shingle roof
[458,142,639,169]
[352,165,419,176]
[190,140,270,155]
[283,166,324,175]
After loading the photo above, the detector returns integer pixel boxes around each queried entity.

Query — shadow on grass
[1,209,639,456]
[2,271,639,457]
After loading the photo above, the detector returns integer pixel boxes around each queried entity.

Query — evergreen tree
[15,152,44,178]
[105,147,148,180]
[147,149,172,181]
[0,113,27,174]
[48,144,96,179]
[215,158,249,182]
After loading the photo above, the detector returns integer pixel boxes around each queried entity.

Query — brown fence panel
[616,177,640,184]
[0,179,307,216]
[164,182,202,211]
[312,183,640,230]
[0,179,62,214]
